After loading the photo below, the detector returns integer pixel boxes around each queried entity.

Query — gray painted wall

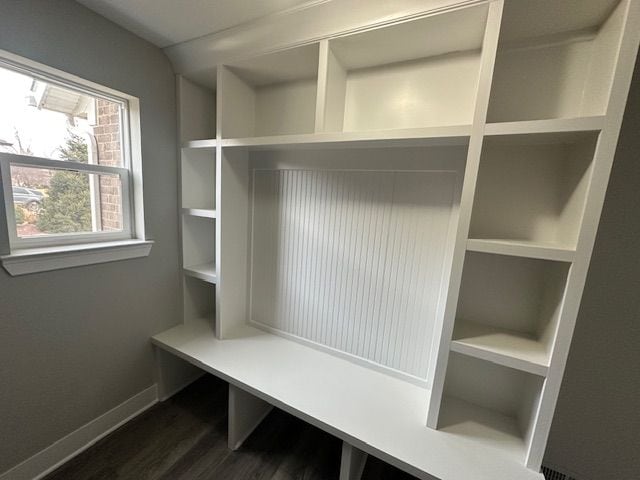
[544,53,640,479]
[0,0,179,473]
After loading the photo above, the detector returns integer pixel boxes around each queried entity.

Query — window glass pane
[0,65,124,167]
[11,165,123,238]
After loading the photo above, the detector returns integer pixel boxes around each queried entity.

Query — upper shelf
[220,125,471,150]
[487,0,627,123]
[152,319,544,480]
[219,44,320,138]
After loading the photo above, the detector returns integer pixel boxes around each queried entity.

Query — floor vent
[541,465,577,480]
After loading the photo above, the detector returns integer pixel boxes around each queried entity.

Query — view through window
[0,63,129,243]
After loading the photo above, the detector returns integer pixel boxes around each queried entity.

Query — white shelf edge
[220,125,472,150]
[450,339,549,377]
[183,262,217,284]
[182,208,217,219]
[450,320,550,377]
[182,139,217,149]
[467,239,575,262]
[484,116,605,136]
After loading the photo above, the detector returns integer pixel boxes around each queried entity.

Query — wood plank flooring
[45,375,417,479]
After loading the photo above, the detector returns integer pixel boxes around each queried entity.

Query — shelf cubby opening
[453,251,570,373]
[181,148,216,210]
[182,214,216,282]
[488,0,627,123]
[184,276,215,327]
[178,76,216,142]
[321,4,488,133]
[219,44,319,138]
[440,352,544,458]
[469,134,597,249]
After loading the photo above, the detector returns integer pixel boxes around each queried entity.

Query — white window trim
[0,48,152,275]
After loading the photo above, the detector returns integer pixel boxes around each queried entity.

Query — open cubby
[453,251,569,373]
[440,352,544,456]
[181,148,216,211]
[178,76,216,142]
[184,275,215,324]
[488,0,626,123]
[229,144,467,384]
[219,44,319,138]
[469,134,596,249]
[323,4,488,133]
[182,214,216,283]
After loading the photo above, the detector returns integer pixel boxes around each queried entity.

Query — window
[0,51,150,275]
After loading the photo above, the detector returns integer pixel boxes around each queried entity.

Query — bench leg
[340,441,368,480]
[227,384,273,450]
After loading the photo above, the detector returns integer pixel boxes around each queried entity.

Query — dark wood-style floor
[45,375,417,479]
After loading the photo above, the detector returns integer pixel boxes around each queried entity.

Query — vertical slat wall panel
[251,168,457,381]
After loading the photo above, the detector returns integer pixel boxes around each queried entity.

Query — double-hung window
[0,51,150,275]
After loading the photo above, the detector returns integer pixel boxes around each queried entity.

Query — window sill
[1,239,153,276]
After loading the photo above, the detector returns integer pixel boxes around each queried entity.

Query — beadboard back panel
[250,164,459,382]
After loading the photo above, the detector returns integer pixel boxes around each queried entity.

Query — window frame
[0,48,150,275]
[1,153,133,248]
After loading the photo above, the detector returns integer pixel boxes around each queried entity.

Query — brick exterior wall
[93,99,122,231]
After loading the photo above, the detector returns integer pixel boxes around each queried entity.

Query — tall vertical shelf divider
[153,1,640,479]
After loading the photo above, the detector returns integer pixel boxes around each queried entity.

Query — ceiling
[76,0,317,48]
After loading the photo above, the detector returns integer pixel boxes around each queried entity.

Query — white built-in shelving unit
[154,1,640,479]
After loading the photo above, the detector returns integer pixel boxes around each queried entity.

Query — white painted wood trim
[1,239,153,276]
[0,385,157,480]
[450,338,549,377]
[183,262,217,284]
[426,0,504,428]
[183,139,217,149]
[315,39,331,132]
[220,125,471,149]
[227,384,273,450]
[484,116,605,136]
[466,239,575,262]
[340,442,368,480]
[182,208,217,219]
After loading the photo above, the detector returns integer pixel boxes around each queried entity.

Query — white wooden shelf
[182,139,217,149]
[484,116,605,137]
[182,208,217,219]
[451,320,549,377]
[151,319,543,480]
[220,125,471,150]
[183,262,217,284]
[467,239,575,262]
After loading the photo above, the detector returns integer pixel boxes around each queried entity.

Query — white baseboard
[0,384,158,480]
